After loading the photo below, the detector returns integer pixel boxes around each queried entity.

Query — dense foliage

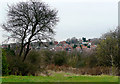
[2,49,11,75]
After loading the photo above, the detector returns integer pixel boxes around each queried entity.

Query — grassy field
[2,71,119,82]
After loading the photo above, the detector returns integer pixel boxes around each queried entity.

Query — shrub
[84,54,98,68]
[66,52,78,68]
[40,50,53,65]
[4,49,44,76]
[53,51,67,66]
[2,49,11,75]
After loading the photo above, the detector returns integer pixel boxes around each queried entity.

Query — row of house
[1,37,97,53]
[51,39,97,52]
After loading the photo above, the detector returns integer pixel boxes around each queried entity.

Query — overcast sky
[0,0,119,44]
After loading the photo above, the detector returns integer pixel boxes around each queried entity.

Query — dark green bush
[11,50,43,76]
[2,49,11,76]
[53,51,67,66]
[3,49,42,76]
[40,50,53,65]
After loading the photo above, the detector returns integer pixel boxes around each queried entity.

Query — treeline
[2,27,120,76]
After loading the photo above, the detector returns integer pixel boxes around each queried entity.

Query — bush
[84,51,98,68]
[40,50,53,65]
[2,49,11,75]
[3,49,54,76]
[53,51,67,66]
[11,50,45,76]
[66,52,79,68]
[3,49,43,76]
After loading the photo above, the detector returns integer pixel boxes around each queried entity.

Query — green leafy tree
[97,33,118,75]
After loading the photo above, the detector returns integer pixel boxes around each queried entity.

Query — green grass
[2,71,119,82]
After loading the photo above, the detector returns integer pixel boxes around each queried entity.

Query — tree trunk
[22,22,38,62]
[110,55,115,75]
[19,26,28,57]
[19,42,28,57]
[22,42,30,62]
[19,44,24,57]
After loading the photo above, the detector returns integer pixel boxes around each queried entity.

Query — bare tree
[2,0,59,62]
